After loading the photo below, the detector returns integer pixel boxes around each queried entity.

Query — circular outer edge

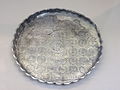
[12,8,103,85]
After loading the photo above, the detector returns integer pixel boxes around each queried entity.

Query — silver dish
[13,9,102,85]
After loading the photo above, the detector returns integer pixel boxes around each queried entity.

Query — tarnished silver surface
[13,9,102,85]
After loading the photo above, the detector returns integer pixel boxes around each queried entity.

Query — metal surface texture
[13,9,102,85]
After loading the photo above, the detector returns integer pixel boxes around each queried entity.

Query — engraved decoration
[13,9,102,85]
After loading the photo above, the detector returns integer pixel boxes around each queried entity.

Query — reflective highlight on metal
[13,9,102,85]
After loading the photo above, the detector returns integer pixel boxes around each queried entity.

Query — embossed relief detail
[16,12,100,83]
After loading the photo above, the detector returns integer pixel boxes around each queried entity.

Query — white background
[0,0,120,90]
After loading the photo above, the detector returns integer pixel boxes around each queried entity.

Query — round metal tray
[13,9,102,85]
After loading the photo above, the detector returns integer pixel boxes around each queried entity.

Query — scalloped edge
[12,8,103,85]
